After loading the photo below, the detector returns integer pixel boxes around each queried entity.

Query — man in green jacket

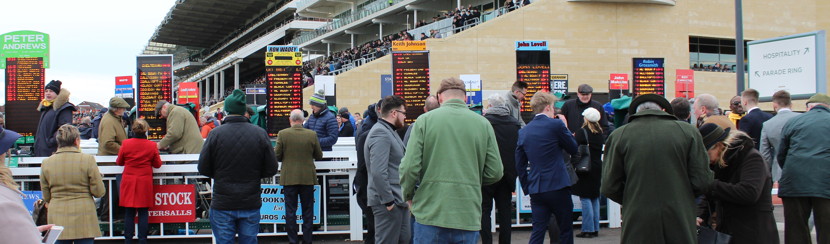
[778,93,830,244]
[400,77,503,243]
[601,94,712,244]
[275,109,323,244]
[155,100,203,155]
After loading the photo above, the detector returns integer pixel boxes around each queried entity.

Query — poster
[147,184,196,223]
[260,184,321,224]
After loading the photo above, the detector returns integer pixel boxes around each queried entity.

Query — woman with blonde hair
[40,124,106,244]
[696,123,778,244]
[572,107,604,238]
[117,119,162,244]
[0,127,54,243]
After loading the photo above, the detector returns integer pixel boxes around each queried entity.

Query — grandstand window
[689,36,750,72]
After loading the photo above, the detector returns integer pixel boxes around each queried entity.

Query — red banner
[675,69,695,98]
[115,76,132,86]
[147,184,196,223]
[609,73,629,90]
[177,82,200,105]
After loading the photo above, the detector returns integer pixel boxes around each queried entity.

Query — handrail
[293,0,407,45]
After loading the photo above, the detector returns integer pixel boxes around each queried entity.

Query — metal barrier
[11,136,623,241]
[11,149,363,241]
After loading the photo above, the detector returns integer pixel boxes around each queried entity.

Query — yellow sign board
[392,41,427,52]
[265,51,302,66]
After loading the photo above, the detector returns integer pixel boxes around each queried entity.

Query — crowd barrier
[10,137,622,242]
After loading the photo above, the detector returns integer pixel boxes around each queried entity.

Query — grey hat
[578,84,593,94]
[155,100,169,116]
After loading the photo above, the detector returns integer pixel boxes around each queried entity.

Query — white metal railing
[11,141,363,241]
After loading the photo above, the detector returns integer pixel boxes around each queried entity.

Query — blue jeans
[55,239,94,244]
[413,221,478,244]
[579,197,600,233]
[210,208,261,244]
[530,188,573,244]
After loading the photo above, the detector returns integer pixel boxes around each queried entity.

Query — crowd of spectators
[692,63,736,72]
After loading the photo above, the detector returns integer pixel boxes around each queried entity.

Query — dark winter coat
[560,99,609,133]
[571,127,604,199]
[601,109,713,244]
[484,111,521,191]
[198,116,278,210]
[339,121,354,137]
[778,105,830,199]
[34,88,76,157]
[304,109,339,151]
[738,108,773,150]
[354,104,378,197]
[700,133,778,244]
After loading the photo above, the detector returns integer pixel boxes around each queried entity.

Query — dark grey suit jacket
[364,120,407,207]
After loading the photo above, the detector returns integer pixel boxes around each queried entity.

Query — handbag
[32,199,48,226]
[698,204,731,244]
[571,128,592,173]
[697,226,731,244]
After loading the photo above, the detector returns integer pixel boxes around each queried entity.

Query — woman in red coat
[116,119,162,244]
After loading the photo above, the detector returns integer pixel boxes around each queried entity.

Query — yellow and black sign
[392,41,427,52]
[265,51,302,66]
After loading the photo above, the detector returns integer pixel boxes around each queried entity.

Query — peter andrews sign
[748,31,827,100]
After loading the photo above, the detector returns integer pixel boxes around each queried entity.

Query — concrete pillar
[234,63,240,90]
[414,10,418,29]
[220,70,225,98]
[205,78,210,105]
[350,34,354,49]
[327,43,331,57]
[213,73,219,100]
[199,81,204,105]
[379,23,383,40]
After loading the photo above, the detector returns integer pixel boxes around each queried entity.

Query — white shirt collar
[746,107,760,113]
[778,108,792,113]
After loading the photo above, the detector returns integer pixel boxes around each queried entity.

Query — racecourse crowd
[1,77,828,244]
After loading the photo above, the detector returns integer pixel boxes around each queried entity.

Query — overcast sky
[1,0,174,106]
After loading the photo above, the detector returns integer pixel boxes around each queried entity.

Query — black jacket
[198,116,278,210]
[738,108,773,150]
[339,121,354,137]
[34,90,76,157]
[354,104,378,198]
[560,99,609,133]
[700,134,778,244]
[484,113,521,190]
[571,127,604,198]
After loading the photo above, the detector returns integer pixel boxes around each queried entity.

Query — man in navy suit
[738,89,773,150]
[516,92,578,244]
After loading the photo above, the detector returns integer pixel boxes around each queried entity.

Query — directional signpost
[748,31,826,100]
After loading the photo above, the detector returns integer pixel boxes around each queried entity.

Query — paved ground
[100,204,815,243]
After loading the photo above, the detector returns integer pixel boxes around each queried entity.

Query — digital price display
[4,57,44,136]
[265,66,303,137]
[136,55,173,140]
[516,51,551,124]
[392,51,430,124]
[632,58,665,97]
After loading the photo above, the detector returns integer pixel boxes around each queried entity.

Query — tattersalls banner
[147,184,196,223]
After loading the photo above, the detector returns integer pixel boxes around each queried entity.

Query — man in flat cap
[601,94,712,244]
[34,80,76,156]
[777,93,830,244]
[98,97,131,156]
[155,100,203,155]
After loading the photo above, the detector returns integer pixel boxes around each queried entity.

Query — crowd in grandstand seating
[692,63,736,72]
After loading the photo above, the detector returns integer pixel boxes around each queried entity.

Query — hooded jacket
[484,106,521,190]
[700,133,778,244]
[34,88,76,156]
[503,92,526,127]
[97,110,127,156]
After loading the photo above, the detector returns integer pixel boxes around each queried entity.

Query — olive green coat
[97,111,127,156]
[275,124,323,185]
[158,105,204,154]
[40,147,106,240]
[601,110,713,244]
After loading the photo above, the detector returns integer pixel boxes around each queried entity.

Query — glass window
[689,36,751,72]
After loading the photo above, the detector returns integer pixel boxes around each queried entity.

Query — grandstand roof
[149,0,275,48]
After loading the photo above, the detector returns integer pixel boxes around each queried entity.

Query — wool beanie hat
[699,123,730,150]
[224,89,247,115]
[45,80,62,94]
[310,90,326,107]
[582,107,601,122]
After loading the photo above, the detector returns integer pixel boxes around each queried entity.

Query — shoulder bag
[571,128,592,173]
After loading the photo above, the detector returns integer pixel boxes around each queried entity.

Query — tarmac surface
[99,204,814,243]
